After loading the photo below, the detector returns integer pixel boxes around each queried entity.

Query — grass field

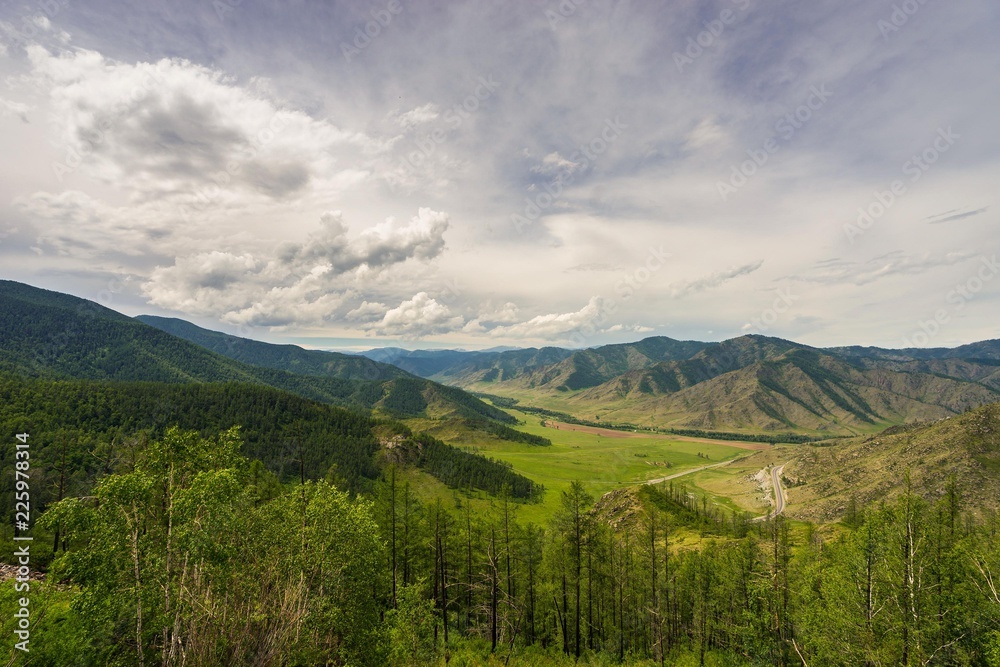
[431,414,757,524]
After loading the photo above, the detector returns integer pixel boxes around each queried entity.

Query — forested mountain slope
[0,280,512,424]
[137,314,408,381]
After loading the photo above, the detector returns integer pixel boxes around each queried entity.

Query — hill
[136,315,409,381]
[779,401,1000,522]
[564,340,1000,434]
[436,335,1000,435]
[373,336,710,391]
[0,374,541,523]
[0,280,512,425]
[481,336,711,392]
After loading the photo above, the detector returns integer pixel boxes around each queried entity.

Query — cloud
[364,292,464,338]
[394,103,439,129]
[927,207,990,224]
[530,151,584,179]
[796,251,973,286]
[278,207,449,274]
[669,261,764,298]
[0,98,30,123]
[140,209,450,326]
[3,2,1000,349]
[487,297,603,340]
[479,302,520,324]
[26,45,382,205]
[15,190,173,258]
[683,117,728,151]
[604,324,654,334]
[462,301,520,333]
[346,300,388,322]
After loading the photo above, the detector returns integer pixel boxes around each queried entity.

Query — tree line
[5,424,998,665]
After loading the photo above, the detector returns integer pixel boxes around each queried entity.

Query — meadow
[408,412,757,524]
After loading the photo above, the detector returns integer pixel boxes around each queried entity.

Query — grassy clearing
[448,416,750,524]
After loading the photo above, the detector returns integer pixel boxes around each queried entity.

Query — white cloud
[478,302,520,324]
[796,252,973,286]
[0,98,30,123]
[140,209,450,326]
[669,261,764,298]
[605,324,654,334]
[683,117,728,151]
[530,151,583,178]
[26,45,383,205]
[488,297,603,340]
[364,292,464,338]
[278,207,449,273]
[394,103,439,129]
[346,300,388,322]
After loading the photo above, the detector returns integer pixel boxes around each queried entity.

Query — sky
[0,0,997,352]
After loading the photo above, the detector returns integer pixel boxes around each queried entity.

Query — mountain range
[0,280,512,426]
[363,333,1000,435]
[4,278,999,436]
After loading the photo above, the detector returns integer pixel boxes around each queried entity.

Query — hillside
[0,280,512,425]
[779,401,1000,522]
[828,338,1000,361]
[481,336,711,392]
[566,344,1000,434]
[137,315,409,381]
[0,375,541,523]
[447,335,1000,435]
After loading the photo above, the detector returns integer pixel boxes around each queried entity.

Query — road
[751,463,787,521]
[641,457,789,521]
[770,464,786,515]
[644,457,743,485]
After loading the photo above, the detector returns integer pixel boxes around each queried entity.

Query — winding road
[642,458,789,521]
[770,464,786,516]
[750,463,787,521]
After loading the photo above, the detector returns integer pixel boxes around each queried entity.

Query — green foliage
[411,432,541,500]
[471,419,552,446]
[0,280,514,423]
[0,581,91,665]
[36,428,386,666]
[385,583,439,666]
[136,314,408,381]
[0,374,540,525]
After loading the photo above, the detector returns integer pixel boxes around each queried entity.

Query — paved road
[770,464,786,515]
[751,463,787,521]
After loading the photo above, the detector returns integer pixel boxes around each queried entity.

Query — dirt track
[543,421,772,451]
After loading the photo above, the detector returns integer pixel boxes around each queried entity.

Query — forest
[3,421,999,666]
